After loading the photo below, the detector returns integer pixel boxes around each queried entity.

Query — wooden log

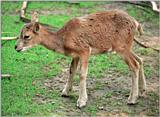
[134,37,159,52]
[124,1,152,8]
[2,32,13,34]
[20,1,31,23]
[2,74,11,78]
[19,1,59,31]
[151,1,160,13]
[20,1,28,18]
[1,74,11,80]
[123,1,159,13]
[1,37,18,40]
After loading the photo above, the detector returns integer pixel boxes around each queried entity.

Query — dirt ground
[31,2,159,116]
[34,47,159,116]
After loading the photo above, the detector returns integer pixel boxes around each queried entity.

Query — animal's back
[58,10,137,54]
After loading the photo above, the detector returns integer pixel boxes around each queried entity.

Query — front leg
[77,54,89,108]
[62,57,79,96]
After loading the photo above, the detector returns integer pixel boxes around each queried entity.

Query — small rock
[44,82,50,87]
[98,106,104,110]
[32,81,36,85]
[51,101,55,105]
[35,93,41,97]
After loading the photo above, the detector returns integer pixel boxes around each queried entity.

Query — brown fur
[57,10,137,56]
[15,10,146,108]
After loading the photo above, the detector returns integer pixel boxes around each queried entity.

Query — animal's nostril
[15,45,17,49]
[15,46,23,52]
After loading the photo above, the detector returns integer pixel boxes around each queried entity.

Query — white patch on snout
[21,46,32,52]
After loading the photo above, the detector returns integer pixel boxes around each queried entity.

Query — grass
[126,4,159,26]
[1,1,159,116]
[2,43,66,115]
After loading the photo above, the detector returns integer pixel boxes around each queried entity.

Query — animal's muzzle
[15,45,22,52]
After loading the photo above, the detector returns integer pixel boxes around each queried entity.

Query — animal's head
[15,12,41,52]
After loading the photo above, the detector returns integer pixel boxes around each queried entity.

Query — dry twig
[1,74,11,80]
[1,37,18,40]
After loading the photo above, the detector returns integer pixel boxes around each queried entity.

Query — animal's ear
[33,22,40,33]
[31,11,40,33]
[31,11,39,23]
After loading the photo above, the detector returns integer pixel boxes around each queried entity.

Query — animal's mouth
[15,46,32,52]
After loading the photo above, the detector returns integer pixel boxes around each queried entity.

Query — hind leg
[119,50,140,104]
[128,69,139,104]
[132,52,146,96]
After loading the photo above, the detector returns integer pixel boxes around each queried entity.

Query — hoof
[127,98,137,105]
[127,94,138,105]
[139,90,147,98]
[127,101,137,105]
[61,94,69,97]
[77,99,87,109]
[61,90,69,97]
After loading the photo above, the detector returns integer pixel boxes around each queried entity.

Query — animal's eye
[26,26,30,29]
[24,36,31,40]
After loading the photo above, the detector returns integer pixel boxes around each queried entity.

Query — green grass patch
[88,54,128,79]
[146,91,159,116]
[144,65,154,78]
[1,1,22,14]
[27,1,70,10]
[104,92,113,98]
[2,15,24,36]
[84,104,97,116]
[2,41,67,115]
[95,81,105,90]
[139,48,154,55]
[39,15,71,28]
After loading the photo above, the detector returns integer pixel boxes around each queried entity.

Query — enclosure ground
[1,1,159,116]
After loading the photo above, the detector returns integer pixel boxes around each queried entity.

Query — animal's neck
[39,27,64,54]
